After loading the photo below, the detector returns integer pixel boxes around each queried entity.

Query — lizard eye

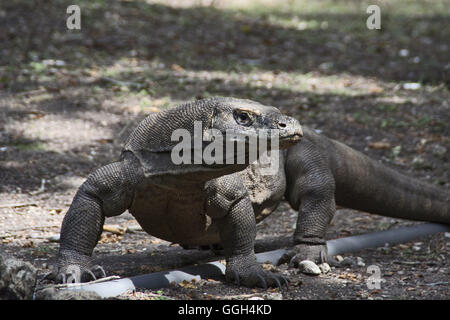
[234,110,253,126]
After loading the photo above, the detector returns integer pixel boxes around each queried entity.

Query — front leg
[55,152,144,283]
[206,175,288,288]
[283,140,336,267]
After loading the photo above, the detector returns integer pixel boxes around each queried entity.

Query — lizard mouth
[288,133,303,141]
[279,134,302,148]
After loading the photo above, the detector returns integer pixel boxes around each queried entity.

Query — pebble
[403,82,421,90]
[356,257,366,267]
[262,292,283,300]
[126,225,143,233]
[319,263,331,274]
[399,49,409,57]
[298,260,321,275]
[47,234,60,242]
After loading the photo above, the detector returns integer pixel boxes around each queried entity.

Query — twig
[424,281,450,286]
[52,276,121,289]
[393,260,422,265]
[0,203,37,208]
[4,224,61,232]
[100,76,143,89]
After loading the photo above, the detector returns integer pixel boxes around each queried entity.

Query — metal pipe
[55,222,449,298]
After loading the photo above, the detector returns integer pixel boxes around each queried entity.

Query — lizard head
[126,97,303,179]
[209,97,303,150]
[190,97,303,169]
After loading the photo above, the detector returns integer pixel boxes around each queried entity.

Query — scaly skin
[55,97,302,288]
[281,127,449,265]
[54,97,449,287]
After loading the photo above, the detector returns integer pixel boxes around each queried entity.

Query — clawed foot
[55,264,107,283]
[48,250,107,284]
[278,243,330,275]
[226,255,289,289]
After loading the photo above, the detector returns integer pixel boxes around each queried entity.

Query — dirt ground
[0,0,449,300]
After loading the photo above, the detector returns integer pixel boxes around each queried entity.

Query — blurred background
[1,0,448,191]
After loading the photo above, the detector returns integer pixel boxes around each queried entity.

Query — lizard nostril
[278,122,287,128]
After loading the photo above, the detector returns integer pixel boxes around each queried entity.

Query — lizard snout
[278,117,303,146]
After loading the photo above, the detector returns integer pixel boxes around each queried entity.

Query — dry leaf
[103,224,125,235]
[369,141,392,150]
[171,64,185,72]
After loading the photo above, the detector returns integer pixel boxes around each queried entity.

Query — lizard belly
[129,181,220,246]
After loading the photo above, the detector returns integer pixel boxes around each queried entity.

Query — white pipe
[55,223,449,298]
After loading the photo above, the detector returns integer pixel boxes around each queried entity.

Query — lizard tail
[329,139,450,224]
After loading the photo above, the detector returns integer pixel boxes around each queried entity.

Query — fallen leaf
[262,263,276,272]
[178,279,197,289]
[22,240,34,248]
[370,289,382,295]
[103,224,125,235]
[96,138,113,144]
[171,64,185,72]
[369,141,392,150]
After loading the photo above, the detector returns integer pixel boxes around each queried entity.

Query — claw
[92,265,107,279]
[82,269,97,282]
[56,273,66,284]
[289,256,299,269]
[233,270,240,286]
[281,276,290,289]
[269,275,281,290]
[278,251,294,266]
[39,271,54,282]
[320,250,327,263]
[257,274,267,290]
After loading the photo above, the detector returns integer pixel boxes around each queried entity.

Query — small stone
[298,260,321,276]
[248,296,264,300]
[356,257,366,267]
[319,263,331,274]
[262,292,283,300]
[403,82,421,90]
[47,234,60,242]
[335,255,344,262]
[126,225,143,233]
[398,49,409,57]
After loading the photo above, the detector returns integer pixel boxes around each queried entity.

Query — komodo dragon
[53,97,449,288]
